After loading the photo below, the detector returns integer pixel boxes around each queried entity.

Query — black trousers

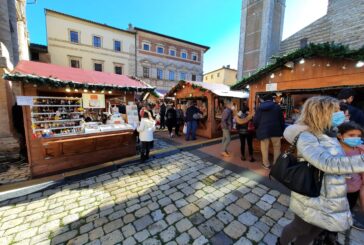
[175,123,181,136]
[140,141,151,161]
[160,115,165,129]
[239,133,253,157]
[281,215,323,245]
[347,191,360,210]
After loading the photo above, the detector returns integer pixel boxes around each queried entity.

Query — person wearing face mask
[278,96,364,245]
[338,122,364,229]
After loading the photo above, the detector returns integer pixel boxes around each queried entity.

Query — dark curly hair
[338,121,364,135]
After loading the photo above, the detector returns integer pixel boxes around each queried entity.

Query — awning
[4,60,154,92]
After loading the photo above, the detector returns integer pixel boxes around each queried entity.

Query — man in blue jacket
[185,101,201,141]
[254,94,285,169]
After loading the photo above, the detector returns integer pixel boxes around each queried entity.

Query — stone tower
[237,0,286,79]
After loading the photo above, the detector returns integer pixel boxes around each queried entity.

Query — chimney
[226,65,230,68]
[128,23,133,31]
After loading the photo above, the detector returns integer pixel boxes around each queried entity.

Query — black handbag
[269,133,324,197]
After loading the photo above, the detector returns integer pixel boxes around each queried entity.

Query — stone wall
[280,0,364,54]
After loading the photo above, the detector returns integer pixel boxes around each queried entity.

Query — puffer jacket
[137,118,155,142]
[283,124,364,232]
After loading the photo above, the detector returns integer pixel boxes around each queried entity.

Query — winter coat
[253,101,284,140]
[347,104,364,126]
[137,118,156,142]
[185,106,201,122]
[176,109,185,125]
[166,108,177,127]
[160,104,166,116]
[283,124,364,232]
[221,108,233,130]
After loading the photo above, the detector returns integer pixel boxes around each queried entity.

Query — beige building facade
[46,9,136,76]
[203,66,237,86]
[131,27,209,92]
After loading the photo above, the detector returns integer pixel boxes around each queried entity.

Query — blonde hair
[297,96,339,135]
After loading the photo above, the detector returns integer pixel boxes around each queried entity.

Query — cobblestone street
[0,151,363,245]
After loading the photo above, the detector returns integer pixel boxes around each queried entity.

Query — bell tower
[237,0,286,80]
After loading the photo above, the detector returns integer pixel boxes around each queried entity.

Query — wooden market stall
[231,43,364,151]
[4,60,154,177]
[166,80,249,139]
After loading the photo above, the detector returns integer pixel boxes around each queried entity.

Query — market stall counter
[5,61,154,177]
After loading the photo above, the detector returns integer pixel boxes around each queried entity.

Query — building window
[114,65,123,75]
[169,49,176,56]
[157,68,163,79]
[114,40,121,52]
[93,36,102,48]
[192,74,197,81]
[169,70,175,81]
[300,38,308,48]
[181,52,187,59]
[205,76,208,81]
[70,59,80,68]
[180,72,186,80]
[157,46,164,54]
[192,53,198,61]
[143,43,150,51]
[211,74,214,79]
[94,62,103,72]
[217,72,220,77]
[69,30,79,43]
[143,67,150,78]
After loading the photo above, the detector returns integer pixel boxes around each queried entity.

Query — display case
[30,96,84,138]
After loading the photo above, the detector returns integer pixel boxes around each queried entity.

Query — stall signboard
[126,104,139,129]
[82,93,105,108]
[16,96,34,106]
[266,83,278,92]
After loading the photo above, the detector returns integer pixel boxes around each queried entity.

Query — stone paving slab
[0,151,362,245]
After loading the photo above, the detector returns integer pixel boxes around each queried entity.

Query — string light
[342,65,347,70]
[312,63,316,67]
[356,61,364,68]
[326,63,331,67]
[299,58,305,64]
[108,91,112,94]
[270,73,275,78]
[83,89,88,93]
[65,87,71,92]
[101,90,105,93]
[92,90,96,93]
[74,89,79,92]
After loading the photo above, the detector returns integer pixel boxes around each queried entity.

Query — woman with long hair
[278,96,364,245]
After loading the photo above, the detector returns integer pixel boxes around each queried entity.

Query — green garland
[3,73,155,93]
[231,42,364,90]
[168,80,207,96]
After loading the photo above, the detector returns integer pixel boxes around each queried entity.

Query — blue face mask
[331,111,346,127]
[342,137,363,147]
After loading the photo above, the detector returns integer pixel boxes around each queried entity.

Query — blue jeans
[186,121,197,140]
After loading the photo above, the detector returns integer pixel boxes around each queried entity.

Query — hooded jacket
[253,101,285,140]
[283,124,364,231]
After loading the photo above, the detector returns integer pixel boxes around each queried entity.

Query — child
[338,121,364,229]
[137,111,155,162]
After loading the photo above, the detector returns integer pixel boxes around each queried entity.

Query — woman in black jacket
[166,104,177,137]
[235,109,255,162]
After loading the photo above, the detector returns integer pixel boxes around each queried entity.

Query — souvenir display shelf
[30,96,84,138]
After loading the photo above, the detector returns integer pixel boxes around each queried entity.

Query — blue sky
[26,0,328,73]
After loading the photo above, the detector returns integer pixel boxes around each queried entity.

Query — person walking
[338,88,364,126]
[235,109,255,162]
[221,100,233,157]
[253,94,285,169]
[175,104,184,137]
[278,96,364,245]
[185,101,201,141]
[137,111,155,162]
[166,104,177,137]
[159,101,166,130]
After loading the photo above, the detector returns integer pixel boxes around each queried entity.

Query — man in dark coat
[338,88,364,127]
[185,101,201,141]
[159,101,166,130]
[253,94,285,168]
